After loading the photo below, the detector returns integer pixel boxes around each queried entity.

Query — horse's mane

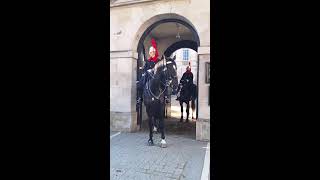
[153,58,167,74]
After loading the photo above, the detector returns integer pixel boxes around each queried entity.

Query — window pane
[182,49,189,60]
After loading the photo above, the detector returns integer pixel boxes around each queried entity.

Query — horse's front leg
[153,117,160,133]
[186,101,190,122]
[180,101,183,122]
[159,112,167,148]
[164,104,167,119]
[152,116,158,133]
[191,100,195,119]
[148,116,154,146]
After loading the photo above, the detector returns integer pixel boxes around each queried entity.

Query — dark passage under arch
[137,18,200,52]
[164,40,198,57]
[136,17,201,127]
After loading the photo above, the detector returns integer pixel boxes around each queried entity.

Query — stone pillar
[196,46,210,141]
[110,50,139,132]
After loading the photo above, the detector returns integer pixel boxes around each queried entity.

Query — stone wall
[196,118,210,141]
[110,51,139,132]
[110,0,210,137]
[196,46,210,141]
[110,0,210,51]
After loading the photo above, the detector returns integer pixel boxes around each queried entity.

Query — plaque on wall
[205,62,210,84]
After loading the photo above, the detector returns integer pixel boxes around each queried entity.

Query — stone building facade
[110,0,210,141]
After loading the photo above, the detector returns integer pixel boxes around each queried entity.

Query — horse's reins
[147,58,173,100]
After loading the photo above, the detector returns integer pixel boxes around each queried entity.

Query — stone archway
[110,12,210,141]
[133,13,202,136]
[131,13,200,53]
[163,40,199,121]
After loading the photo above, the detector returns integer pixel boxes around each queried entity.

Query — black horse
[177,81,197,122]
[142,56,178,147]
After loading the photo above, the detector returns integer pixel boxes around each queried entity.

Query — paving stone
[110,132,207,180]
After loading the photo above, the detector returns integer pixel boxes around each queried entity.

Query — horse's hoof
[148,140,154,146]
[160,139,167,148]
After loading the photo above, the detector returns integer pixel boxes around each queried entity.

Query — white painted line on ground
[110,132,121,139]
[201,142,210,180]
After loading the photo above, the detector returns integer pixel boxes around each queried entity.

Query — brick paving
[110,131,208,180]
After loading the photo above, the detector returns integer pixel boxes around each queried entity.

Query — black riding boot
[136,91,143,109]
[136,84,143,106]
[136,73,148,106]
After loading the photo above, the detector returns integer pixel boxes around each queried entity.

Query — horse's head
[163,55,179,95]
[153,55,179,94]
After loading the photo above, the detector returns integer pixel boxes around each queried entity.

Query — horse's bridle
[146,59,176,100]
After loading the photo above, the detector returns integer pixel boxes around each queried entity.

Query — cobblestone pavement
[110,131,208,180]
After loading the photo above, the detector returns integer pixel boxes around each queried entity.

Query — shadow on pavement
[140,117,196,139]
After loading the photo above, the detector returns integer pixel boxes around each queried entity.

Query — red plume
[149,38,159,62]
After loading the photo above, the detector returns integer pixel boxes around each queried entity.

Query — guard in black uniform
[176,64,193,100]
[136,39,170,106]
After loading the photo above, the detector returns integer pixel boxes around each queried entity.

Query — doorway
[135,18,200,139]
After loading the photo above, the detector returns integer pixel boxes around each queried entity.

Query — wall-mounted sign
[205,62,210,84]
